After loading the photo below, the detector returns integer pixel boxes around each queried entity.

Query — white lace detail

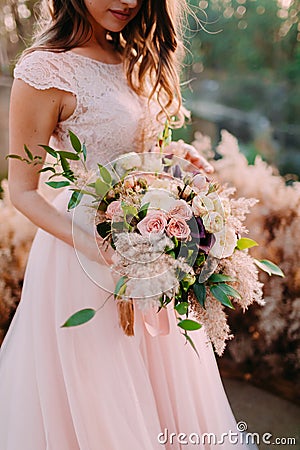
[14,50,163,169]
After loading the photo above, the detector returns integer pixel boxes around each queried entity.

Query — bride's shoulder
[14,49,76,93]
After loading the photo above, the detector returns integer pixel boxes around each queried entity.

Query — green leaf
[68,191,83,210]
[24,145,33,161]
[208,274,236,283]
[236,238,259,250]
[138,202,150,220]
[95,179,110,197]
[38,167,56,174]
[210,285,235,309]
[82,143,87,162]
[45,181,70,189]
[183,332,200,358]
[181,274,196,292]
[254,259,285,277]
[96,221,111,239]
[57,151,80,160]
[61,308,96,327]
[175,302,189,315]
[177,319,202,331]
[122,203,138,217]
[98,164,112,184]
[114,276,127,298]
[217,283,241,299]
[60,156,70,173]
[68,130,82,153]
[192,282,206,307]
[6,154,24,161]
[39,145,58,158]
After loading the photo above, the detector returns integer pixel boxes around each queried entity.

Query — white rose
[210,225,238,259]
[115,152,142,176]
[192,195,214,216]
[202,212,224,233]
[141,188,177,212]
[142,153,164,173]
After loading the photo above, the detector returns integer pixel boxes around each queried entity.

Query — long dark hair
[27,0,189,125]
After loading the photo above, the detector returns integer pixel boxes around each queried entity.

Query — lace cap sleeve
[14,50,76,95]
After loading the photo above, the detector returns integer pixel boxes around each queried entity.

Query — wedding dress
[0,51,257,450]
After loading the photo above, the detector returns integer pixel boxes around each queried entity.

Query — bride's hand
[84,234,115,266]
[163,140,214,174]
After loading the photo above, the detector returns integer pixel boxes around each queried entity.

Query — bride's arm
[8,79,110,265]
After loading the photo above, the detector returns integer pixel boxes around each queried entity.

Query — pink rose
[166,217,191,241]
[105,200,123,220]
[168,199,193,221]
[137,211,167,236]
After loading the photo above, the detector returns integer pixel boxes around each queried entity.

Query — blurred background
[0,1,299,446]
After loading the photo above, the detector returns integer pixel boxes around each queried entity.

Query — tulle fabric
[0,189,254,449]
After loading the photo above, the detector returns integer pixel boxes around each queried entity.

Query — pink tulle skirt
[0,189,255,449]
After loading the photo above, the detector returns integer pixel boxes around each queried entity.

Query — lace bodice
[14,50,163,169]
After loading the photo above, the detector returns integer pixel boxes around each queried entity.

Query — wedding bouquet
[8,126,284,355]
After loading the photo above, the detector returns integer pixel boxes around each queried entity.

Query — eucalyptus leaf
[61,308,96,327]
[82,143,87,162]
[183,332,200,358]
[38,167,56,174]
[24,145,33,161]
[60,156,70,173]
[6,154,25,161]
[57,151,80,160]
[254,259,285,277]
[95,179,110,197]
[192,282,206,308]
[210,285,235,309]
[39,145,58,158]
[177,319,202,331]
[45,181,70,189]
[236,237,258,250]
[122,204,138,217]
[114,276,127,298]
[68,191,83,210]
[68,130,82,153]
[98,164,112,184]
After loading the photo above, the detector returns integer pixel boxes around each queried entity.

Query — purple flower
[198,233,216,254]
[188,217,206,240]
[171,164,182,179]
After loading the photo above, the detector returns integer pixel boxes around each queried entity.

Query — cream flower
[142,153,164,173]
[141,189,177,212]
[115,152,142,176]
[202,212,224,233]
[191,174,209,196]
[210,225,238,259]
[192,195,214,216]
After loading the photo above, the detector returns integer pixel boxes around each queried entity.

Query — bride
[0,0,257,448]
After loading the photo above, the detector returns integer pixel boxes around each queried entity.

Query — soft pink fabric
[0,51,255,449]
[0,190,253,449]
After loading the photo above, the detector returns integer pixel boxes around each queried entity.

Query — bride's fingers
[95,236,115,266]
[188,154,214,173]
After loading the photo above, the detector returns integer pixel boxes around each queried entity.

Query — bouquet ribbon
[141,307,170,337]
